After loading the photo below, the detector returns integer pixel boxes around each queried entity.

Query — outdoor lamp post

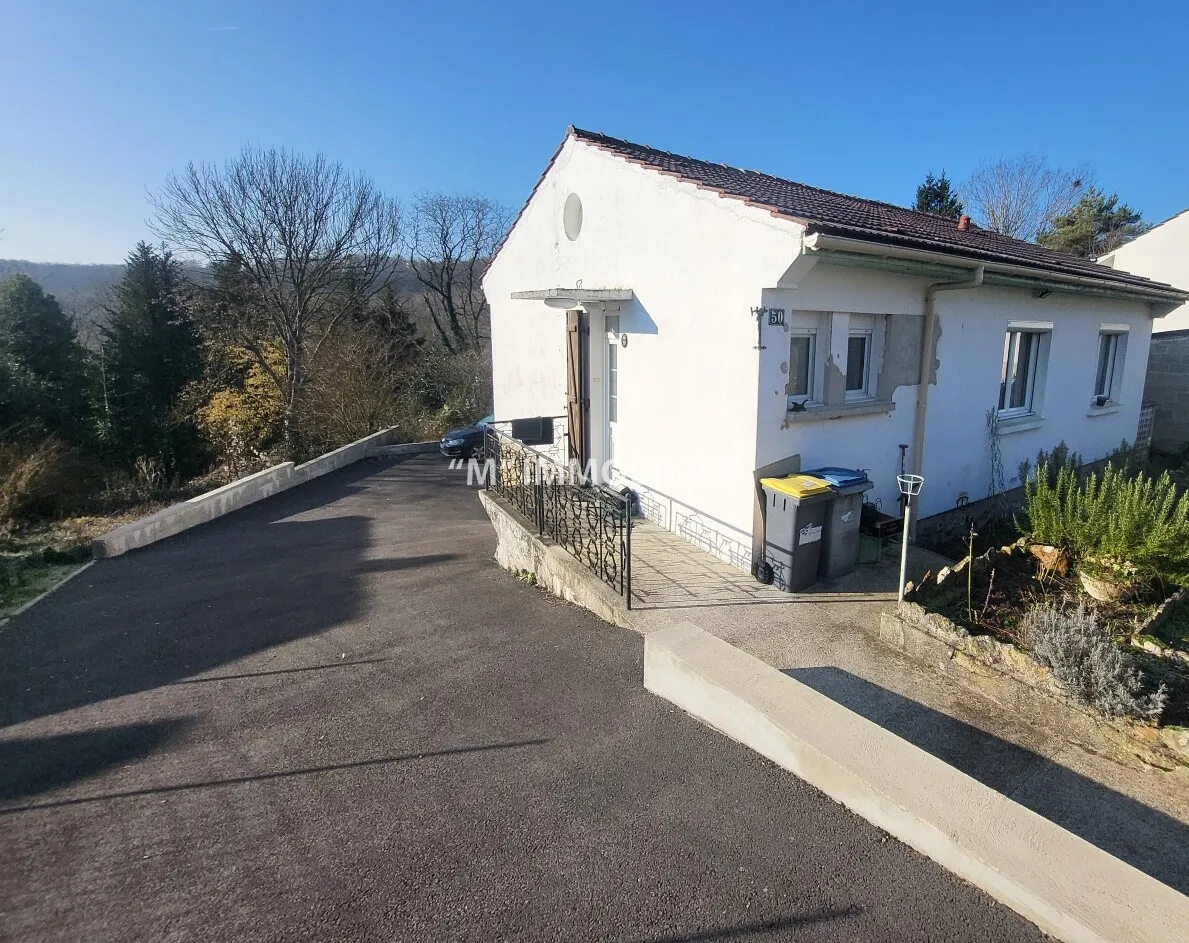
[896,474,924,603]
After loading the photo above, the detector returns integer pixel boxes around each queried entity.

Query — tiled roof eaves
[806,222,1175,291]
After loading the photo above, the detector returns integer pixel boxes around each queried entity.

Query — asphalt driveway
[0,455,1043,942]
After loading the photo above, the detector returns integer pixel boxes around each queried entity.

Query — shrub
[1023,601,1165,720]
[1017,440,1081,492]
[1021,461,1189,586]
[0,438,95,521]
[299,321,403,456]
[195,346,285,479]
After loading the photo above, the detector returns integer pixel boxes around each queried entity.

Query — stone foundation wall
[880,542,1188,767]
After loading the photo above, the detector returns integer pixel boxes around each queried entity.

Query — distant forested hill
[0,260,125,337]
[0,256,430,343]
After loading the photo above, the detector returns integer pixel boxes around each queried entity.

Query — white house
[1099,210,1189,451]
[484,127,1188,574]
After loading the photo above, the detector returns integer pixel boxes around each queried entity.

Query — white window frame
[786,329,817,408]
[998,322,1051,420]
[844,313,878,402]
[1092,326,1128,406]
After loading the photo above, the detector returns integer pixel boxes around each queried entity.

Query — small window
[607,342,618,422]
[1094,331,1125,403]
[845,331,872,399]
[998,328,1047,416]
[787,331,815,406]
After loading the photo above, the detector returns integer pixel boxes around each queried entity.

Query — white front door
[604,315,620,483]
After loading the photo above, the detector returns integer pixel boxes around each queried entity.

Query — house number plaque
[750,306,786,326]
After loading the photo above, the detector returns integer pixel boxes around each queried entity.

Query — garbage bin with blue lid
[759,474,834,592]
[803,467,875,579]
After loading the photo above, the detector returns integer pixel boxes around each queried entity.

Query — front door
[604,315,620,483]
[565,309,590,469]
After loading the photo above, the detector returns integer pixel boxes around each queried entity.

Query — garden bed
[901,539,1189,763]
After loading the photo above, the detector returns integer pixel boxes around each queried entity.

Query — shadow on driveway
[0,719,194,801]
[0,736,549,813]
[0,459,450,734]
[785,665,1189,895]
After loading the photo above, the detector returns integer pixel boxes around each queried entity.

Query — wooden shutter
[565,309,589,468]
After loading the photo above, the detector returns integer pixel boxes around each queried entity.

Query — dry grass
[0,505,168,618]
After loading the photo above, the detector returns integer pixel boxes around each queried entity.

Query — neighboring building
[485,128,1188,578]
[1099,211,1189,452]
[1099,209,1189,332]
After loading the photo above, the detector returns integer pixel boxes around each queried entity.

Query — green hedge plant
[1021,461,1189,587]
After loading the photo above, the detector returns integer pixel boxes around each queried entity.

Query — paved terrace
[628,519,1189,897]
[0,456,1044,942]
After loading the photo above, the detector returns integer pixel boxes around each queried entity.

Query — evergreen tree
[914,171,965,218]
[98,242,206,474]
[1037,188,1146,258]
[0,273,90,441]
[366,286,425,369]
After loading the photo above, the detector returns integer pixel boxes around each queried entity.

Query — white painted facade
[486,135,1163,572]
[1100,210,1189,332]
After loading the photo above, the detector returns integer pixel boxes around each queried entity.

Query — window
[782,311,887,417]
[605,316,619,423]
[1093,330,1126,404]
[998,328,1047,416]
[787,331,815,406]
[845,331,872,399]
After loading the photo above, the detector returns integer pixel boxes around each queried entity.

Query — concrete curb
[92,428,403,559]
[644,622,1189,943]
[0,560,95,627]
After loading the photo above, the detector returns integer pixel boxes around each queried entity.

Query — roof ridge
[569,126,971,229]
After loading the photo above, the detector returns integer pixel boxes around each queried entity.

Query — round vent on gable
[563,193,583,241]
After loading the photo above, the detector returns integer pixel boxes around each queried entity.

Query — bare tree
[149,147,403,456]
[406,194,512,353]
[960,155,1093,242]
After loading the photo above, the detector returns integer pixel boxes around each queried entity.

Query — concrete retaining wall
[372,442,440,457]
[478,489,634,630]
[93,428,408,558]
[645,622,1189,943]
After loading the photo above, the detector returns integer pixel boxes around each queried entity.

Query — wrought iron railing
[484,423,632,608]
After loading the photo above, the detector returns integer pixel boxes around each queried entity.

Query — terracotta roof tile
[570,127,1181,295]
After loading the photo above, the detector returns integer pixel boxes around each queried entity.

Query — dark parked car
[439,415,493,458]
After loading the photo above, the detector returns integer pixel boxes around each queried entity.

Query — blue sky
[2,0,1186,263]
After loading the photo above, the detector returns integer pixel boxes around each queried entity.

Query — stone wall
[1143,329,1189,453]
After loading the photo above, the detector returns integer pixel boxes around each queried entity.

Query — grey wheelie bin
[804,467,874,579]
[759,474,834,592]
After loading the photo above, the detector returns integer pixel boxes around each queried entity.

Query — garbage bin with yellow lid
[759,474,834,592]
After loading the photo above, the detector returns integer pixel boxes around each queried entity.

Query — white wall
[758,264,1154,520]
[758,266,926,517]
[485,137,802,564]
[1101,211,1189,332]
